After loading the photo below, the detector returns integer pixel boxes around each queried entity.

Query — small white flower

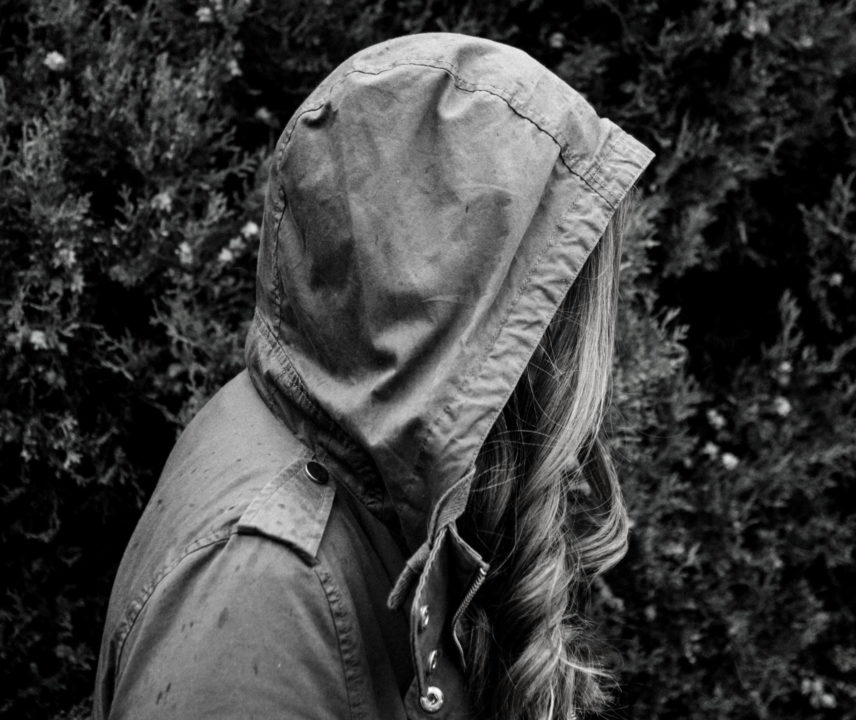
[240,220,259,239]
[721,452,740,471]
[227,59,242,77]
[829,272,843,287]
[44,51,67,72]
[218,247,234,264]
[196,6,214,23]
[151,191,173,213]
[177,241,193,266]
[29,330,48,350]
[776,360,794,387]
[548,32,566,50]
[702,441,720,459]
[773,396,792,417]
[254,106,274,124]
[798,35,814,50]
[706,408,727,430]
[819,693,837,709]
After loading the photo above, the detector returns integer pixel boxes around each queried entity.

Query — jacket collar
[247,317,487,716]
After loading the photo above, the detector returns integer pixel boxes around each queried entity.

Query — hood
[245,33,654,553]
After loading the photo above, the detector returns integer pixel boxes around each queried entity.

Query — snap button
[418,604,430,632]
[426,649,438,675]
[304,461,329,485]
[419,686,444,713]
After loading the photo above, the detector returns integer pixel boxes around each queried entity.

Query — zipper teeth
[460,567,487,610]
[451,566,488,671]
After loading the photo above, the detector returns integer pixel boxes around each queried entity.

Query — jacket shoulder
[145,370,335,564]
[236,457,335,563]
[102,371,337,660]
[95,374,342,717]
[97,532,352,720]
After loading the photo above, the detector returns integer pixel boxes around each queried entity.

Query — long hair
[459,194,632,720]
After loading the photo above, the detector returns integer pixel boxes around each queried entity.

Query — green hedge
[1,1,853,718]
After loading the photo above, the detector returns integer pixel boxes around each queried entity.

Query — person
[94,32,653,720]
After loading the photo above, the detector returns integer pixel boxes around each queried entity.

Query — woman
[95,33,653,720]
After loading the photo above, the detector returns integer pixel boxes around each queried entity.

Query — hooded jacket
[95,33,653,720]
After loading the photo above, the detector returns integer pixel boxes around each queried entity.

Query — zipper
[451,565,487,670]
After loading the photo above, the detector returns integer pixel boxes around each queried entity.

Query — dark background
[1,0,854,718]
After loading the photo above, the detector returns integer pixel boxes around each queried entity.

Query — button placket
[409,528,450,716]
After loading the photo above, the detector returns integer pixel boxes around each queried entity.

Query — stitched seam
[276,61,608,202]
[252,311,381,486]
[315,565,367,720]
[236,459,300,528]
[336,62,607,201]
[419,188,590,493]
[113,528,236,670]
[580,133,622,208]
[306,481,335,553]
[272,101,328,331]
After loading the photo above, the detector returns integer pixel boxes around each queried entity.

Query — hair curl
[459,194,632,720]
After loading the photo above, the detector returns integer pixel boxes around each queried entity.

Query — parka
[94,33,653,719]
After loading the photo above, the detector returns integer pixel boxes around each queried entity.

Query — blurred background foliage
[1,0,854,717]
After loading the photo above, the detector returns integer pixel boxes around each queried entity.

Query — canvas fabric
[95,33,653,719]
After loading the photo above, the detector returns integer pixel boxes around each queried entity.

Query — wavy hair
[459,194,632,720]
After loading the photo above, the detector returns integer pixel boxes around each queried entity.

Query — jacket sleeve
[102,532,352,720]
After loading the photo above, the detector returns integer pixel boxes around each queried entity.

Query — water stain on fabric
[309,236,354,290]
[155,683,172,705]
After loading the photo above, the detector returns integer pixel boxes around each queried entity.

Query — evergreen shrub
[1,1,853,718]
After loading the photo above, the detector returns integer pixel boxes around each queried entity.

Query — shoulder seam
[113,526,236,671]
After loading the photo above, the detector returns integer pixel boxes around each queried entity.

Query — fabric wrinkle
[95,32,654,720]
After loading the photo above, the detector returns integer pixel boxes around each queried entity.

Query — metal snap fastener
[426,649,438,675]
[418,604,430,632]
[419,686,444,713]
[304,461,329,485]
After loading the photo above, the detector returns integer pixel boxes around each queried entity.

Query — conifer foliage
[1,1,854,718]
